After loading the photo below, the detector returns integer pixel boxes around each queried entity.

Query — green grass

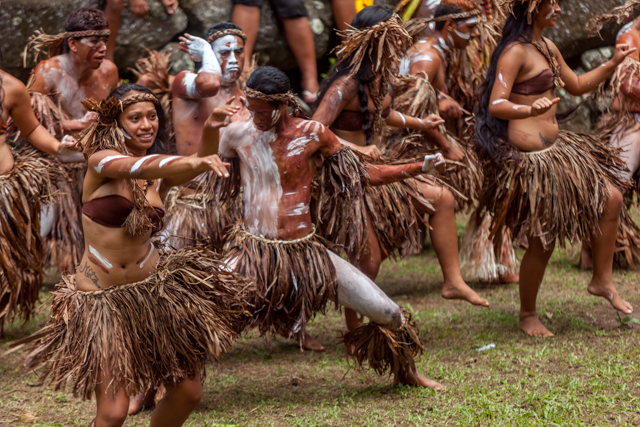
[2,217,640,425]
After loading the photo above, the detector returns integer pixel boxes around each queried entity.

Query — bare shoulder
[328,74,357,101]
[501,42,526,60]
[292,118,328,138]
[100,59,119,77]
[1,71,29,108]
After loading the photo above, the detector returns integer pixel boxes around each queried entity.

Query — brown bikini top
[511,66,561,96]
[331,108,391,132]
[82,194,165,228]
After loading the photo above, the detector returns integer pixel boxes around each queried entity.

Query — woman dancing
[475,0,635,337]
[313,6,489,332]
[0,63,77,336]
[9,84,253,426]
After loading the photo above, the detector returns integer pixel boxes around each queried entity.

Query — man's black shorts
[232,0,308,20]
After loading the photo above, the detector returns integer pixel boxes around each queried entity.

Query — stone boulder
[546,0,628,60]
[0,0,187,71]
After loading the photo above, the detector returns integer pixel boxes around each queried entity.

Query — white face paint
[492,99,507,105]
[460,17,478,26]
[212,35,241,85]
[271,108,282,126]
[121,127,132,139]
[94,155,128,173]
[453,29,471,40]
[89,245,113,269]
[545,7,555,20]
[130,154,160,173]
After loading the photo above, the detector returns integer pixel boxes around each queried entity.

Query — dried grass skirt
[8,248,254,400]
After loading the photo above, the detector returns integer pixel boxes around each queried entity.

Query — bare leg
[587,184,633,313]
[329,251,443,390]
[149,377,202,427]
[414,180,489,307]
[91,370,129,427]
[281,18,319,99]
[231,5,260,74]
[127,387,157,415]
[104,0,124,62]
[519,235,555,337]
[331,0,357,36]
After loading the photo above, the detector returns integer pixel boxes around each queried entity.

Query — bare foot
[416,373,444,391]
[442,281,490,307]
[298,331,325,352]
[394,371,443,390]
[587,280,633,314]
[519,313,554,337]
[128,388,157,415]
[580,245,593,270]
[499,273,519,284]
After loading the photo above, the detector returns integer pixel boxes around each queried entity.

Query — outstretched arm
[551,38,636,96]
[5,74,76,155]
[172,34,222,99]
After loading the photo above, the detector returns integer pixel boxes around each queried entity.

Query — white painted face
[212,35,242,84]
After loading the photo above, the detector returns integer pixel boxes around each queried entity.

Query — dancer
[231,0,319,102]
[104,0,179,62]
[0,64,77,337]
[313,5,489,332]
[22,8,120,272]
[158,23,249,250]
[585,1,640,268]
[402,3,520,283]
[9,84,253,427]
[218,65,445,389]
[475,0,635,337]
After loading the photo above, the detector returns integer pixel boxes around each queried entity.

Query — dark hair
[0,49,4,118]
[63,8,109,53]
[474,2,534,164]
[316,5,394,145]
[433,4,464,31]
[110,83,169,155]
[246,66,291,106]
[206,22,243,42]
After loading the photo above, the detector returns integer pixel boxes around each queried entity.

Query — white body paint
[183,73,199,98]
[220,120,282,238]
[492,99,507,105]
[89,245,113,269]
[39,203,56,237]
[159,156,180,168]
[94,155,128,173]
[329,251,403,329]
[498,69,508,88]
[400,113,407,126]
[610,117,640,181]
[139,243,154,268]
[42,55,88,119]
[287,136,312,157]
[618,21,634,38]
[212,35,240,85]
[130,154,160,173]
[422,153,444,174]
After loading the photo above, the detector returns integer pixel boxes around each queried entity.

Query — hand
[438,98,463,120]
[418,114,445,131]
[360,145,382,160]
[422,153,445,174]
[161,0,178,14]
[58,135,79,156]
[130,0,149,18]
[205,97,241,129]
[179,34,212,63]
[529,97,559,117]
[199,154,231,178]
[612,43,637,66]
[441,143,465,162]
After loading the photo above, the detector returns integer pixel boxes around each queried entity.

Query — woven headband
[23,28,111,67]
[244,87,297,104]
[207,29,247,44]
[422,8,482,23]
[82,93,159,122]
[502,0,557,25]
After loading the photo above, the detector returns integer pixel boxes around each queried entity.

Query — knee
[381,304,403,330]
[607,186,623,214]
[97,406,128,427]
[435,187,455,213]
[174,378,203,409]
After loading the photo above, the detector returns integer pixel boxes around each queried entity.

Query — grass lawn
[2,215,640,426]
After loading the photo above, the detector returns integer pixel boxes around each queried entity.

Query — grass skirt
[223,223,337,343]
[477,131,629,251]
[8,247,254,400]
[0,147,55,332]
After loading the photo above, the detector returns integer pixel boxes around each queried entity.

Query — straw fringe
[9,248,254,399]
[0,147,57,333]
[476,131,630,251]
[341,309,423,378]
[587,0,640,37]
[130,47,173,124]
[223,223,337,346]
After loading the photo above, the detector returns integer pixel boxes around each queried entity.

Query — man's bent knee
[435,187,455,212]
[607,185,623,213]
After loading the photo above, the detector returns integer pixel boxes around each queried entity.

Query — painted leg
[330,251,443,390]
[231,5,260,74]
[587,183,633,313]
[518,235,555,337]
[149,377,202,427]
[413,180,489,307]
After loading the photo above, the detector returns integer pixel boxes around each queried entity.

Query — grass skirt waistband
[8,247,254,400]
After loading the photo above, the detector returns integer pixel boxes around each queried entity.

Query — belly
[507,114,559,151]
